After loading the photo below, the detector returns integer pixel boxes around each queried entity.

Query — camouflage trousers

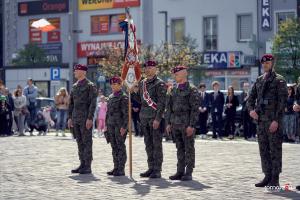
[257,120,283,175]
[172,124,195,174]
[73,121,93,163]
[140,118,163,171]
[107,125,127,171]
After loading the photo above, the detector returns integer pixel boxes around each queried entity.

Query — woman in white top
[13,88,27,136]
[54,87,69,136]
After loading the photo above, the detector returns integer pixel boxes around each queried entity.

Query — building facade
[258,0,298,56]
[148,0,259,90]
[4,0,71,96]
[2,0,299,96]
[0,0,3,67]
[76,0,142,65]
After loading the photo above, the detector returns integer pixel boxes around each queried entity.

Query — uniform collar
[176,82,188,90]
[145,75,157,83]
[113,90,122,97]
[77,78,87,86]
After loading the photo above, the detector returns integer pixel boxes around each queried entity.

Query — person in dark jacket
[240,82,256,140]
[29,111,48,135]
[224,86,239,139]
[131,85,142,137]
[3,88,14,136]
[283,86,297,142]
[0,95,11,136]
[197,83,210,139]
[209,81,225,139]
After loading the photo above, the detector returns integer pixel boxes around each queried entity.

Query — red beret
[74,64,88,71]
[110,76,122,84]
[143,60,157,68]
[261,54,274,63]
[171,66,188,74]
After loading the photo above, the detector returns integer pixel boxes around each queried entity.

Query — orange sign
[91,14,125,34]
[29,19,42,43]
[47,18,60,42]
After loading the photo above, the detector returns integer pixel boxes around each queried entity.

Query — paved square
[1,133,299,200]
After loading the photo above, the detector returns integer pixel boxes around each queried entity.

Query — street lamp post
[68,10,74,91]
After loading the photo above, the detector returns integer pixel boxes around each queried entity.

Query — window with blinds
[203,16,217,51]
[237,14,252,42]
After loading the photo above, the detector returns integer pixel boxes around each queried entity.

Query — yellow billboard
[79,0,140,11]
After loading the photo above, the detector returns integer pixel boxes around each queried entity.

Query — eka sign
[262,0,272,31]
[203,52,241,68]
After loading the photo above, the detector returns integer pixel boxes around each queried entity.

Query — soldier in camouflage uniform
[68,64,97,174]
[165,66,200,181]
[105,76,128,176]
[131,60,167,178]
[247,54,287,187]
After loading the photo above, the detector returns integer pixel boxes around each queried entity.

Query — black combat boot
[181,169,193,181]
[267,173,280,187]
[255,174,271,187]
[79,160,92,174]
[113,169,125,176]
[149,170,161,179]
[107,168,117,176]
[71,161,85,173]
[140,169,153,178]
[169,172,184,180]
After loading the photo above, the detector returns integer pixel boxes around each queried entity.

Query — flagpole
[120,7,139,180]
[125,6,133,179]
[128,89,133,179]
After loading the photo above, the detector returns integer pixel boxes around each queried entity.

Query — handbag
[21,106,29,115]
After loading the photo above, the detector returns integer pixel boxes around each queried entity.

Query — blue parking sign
[51,67,61,80]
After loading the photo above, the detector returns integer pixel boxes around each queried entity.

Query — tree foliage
[272,18,300,70]
[98,35,203,79]
[12,43,47,65]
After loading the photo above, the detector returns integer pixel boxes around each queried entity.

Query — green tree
[272,18,300,81]
[12,43,47,65]
[97,47,125,77]
[140,35,203,78]
[98,35,203,81]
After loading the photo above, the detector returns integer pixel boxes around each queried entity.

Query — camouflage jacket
[131,76,167,121]
[165,82,200,127]
[68,78,97,123]
[105,91,128,129]
[246,72,287,122]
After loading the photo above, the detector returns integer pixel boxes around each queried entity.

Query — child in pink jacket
[97,95,107,136]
